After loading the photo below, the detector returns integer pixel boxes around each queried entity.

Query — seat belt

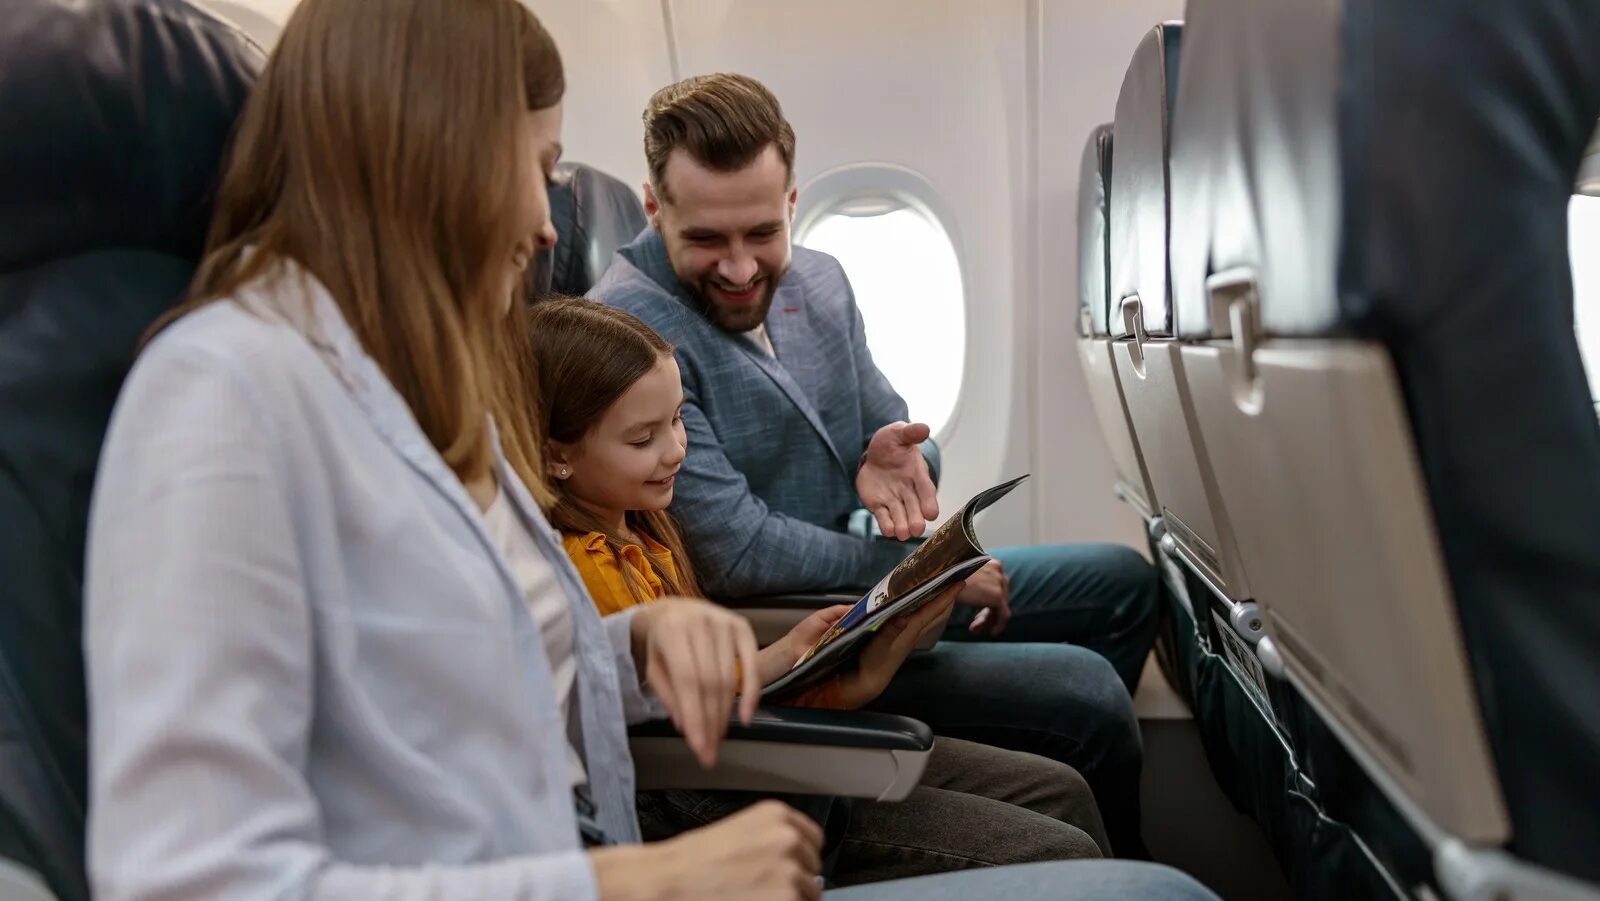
[573,785,613,848]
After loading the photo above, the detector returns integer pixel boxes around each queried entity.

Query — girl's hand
[831,581,962,709]
[757,605,854,684]
[629,598,761,768]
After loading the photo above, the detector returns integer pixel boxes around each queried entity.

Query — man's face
[645,145,797,334]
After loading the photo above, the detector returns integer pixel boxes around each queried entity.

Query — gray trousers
[635,736,1110,886]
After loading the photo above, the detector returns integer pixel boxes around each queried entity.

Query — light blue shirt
[84,261,662,900]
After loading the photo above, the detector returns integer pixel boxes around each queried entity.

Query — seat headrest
[0,0,262,271]
[536,162,647,299]
[1107,22,1182,339]
[1167,0,1340,340]
[1077,124,1114,337]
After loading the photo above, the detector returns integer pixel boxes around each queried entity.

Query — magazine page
[762,555,991,701]
[786,474,1030,672]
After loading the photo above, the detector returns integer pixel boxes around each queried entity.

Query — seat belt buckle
[574,786,613,848]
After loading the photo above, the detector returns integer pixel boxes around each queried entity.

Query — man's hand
[856,421,939,541]
[956,559,1011,637]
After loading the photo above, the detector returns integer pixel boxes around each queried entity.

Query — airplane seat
[1107,22,1254,613]
[530,161,648,300]
[1075,124,1197,700]
[1100,17,1419,898]
[1168,0,1600,893]
[1076,125,1160,523]
[1103,24,1301,866]
[0,2,262,898]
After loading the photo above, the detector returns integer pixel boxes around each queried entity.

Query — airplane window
[797,202,966,435]
[1571,195,1600,402]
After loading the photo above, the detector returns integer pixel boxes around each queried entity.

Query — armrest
[720,590,866,646]
[629,706,933,802]
[718,591,868,610]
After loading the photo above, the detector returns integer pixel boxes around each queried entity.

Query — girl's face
[552,354,688,521]
[499,103,564,315]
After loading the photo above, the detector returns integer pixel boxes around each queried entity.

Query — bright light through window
[1572,196,1600,402]
[798,206,966,435]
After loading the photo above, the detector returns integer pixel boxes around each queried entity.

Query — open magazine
[761,474,1030,701]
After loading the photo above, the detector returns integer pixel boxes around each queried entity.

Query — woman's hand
[629,598,761,768]
[591,800,824,901]
[831,581,963,709]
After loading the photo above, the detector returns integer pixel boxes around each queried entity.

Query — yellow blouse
[562,529,845,709]
[561,530,676,618]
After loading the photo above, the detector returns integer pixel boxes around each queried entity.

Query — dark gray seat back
[530,162,647,300]
[0,2,259,897]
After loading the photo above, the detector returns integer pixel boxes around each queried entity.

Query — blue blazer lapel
[735,284,848,476]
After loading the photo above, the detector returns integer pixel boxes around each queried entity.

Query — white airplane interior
[2,0,1597,899]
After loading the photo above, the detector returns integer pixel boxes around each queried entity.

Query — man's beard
[681,264,788,334]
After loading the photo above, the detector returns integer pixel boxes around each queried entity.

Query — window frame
[793,163,972,443]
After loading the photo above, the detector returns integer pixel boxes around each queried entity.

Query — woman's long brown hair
[529,299,703,603]
[158,0,560,504]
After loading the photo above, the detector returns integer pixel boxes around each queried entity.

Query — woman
[83,0,1214,898]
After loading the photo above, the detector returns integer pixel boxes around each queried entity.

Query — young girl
[534,298,941,710]
[530,298,1115,884]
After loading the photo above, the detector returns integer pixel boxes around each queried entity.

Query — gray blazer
[85,262,660,900]
[591,230,940,597]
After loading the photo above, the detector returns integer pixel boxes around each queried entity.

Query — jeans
[864,639,1147,859]
[944,543,1162,695]
[827,860,1219,901]
[635,736,1107,886]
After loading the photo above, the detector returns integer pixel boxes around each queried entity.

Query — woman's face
[501,101,564,315]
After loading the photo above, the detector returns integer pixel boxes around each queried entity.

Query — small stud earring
[558,467,570,478]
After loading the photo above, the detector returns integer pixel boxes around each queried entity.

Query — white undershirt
[481,488,587,788]
[748,323,776,357]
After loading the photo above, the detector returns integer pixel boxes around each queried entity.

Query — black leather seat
[529,161,647,300]
[0,2,261,898]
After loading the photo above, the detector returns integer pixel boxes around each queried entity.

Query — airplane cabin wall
[192,0,1182,551]
[1036,0,1184,548]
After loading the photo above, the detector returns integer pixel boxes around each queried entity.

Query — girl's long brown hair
[529,299,702,602]
[159,0,561,504]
